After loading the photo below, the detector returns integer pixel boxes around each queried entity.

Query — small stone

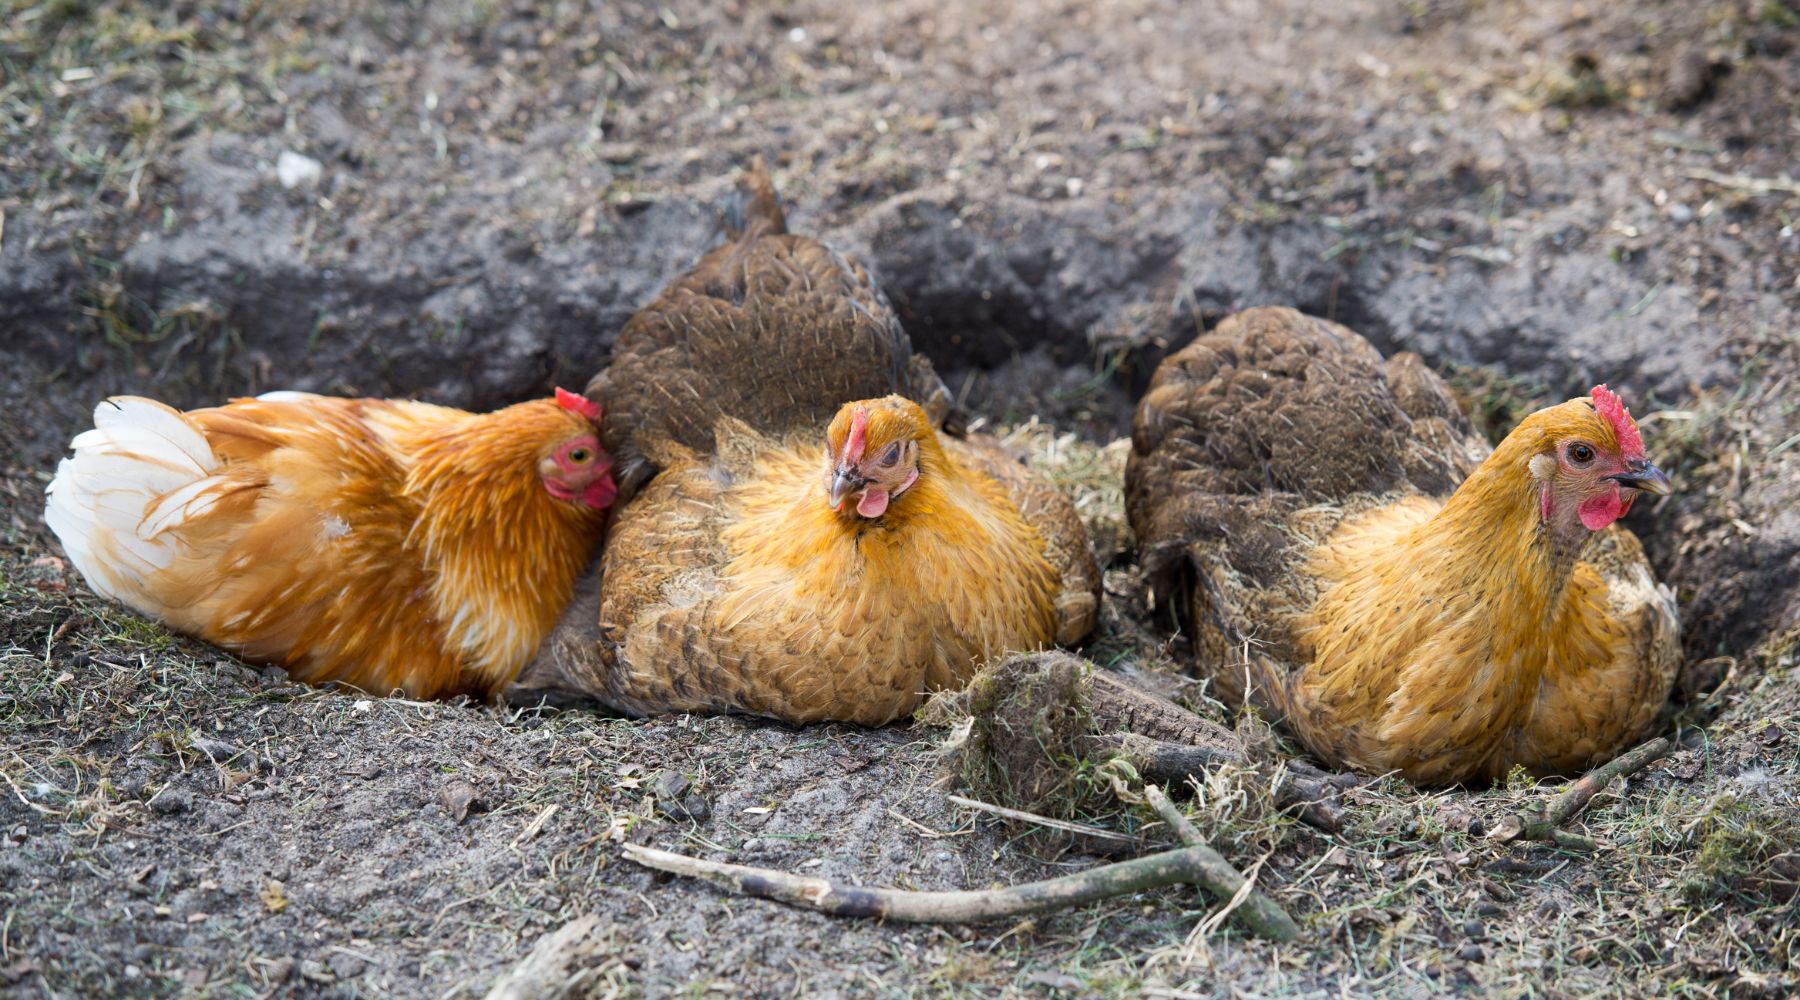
[650,769,690,801]
[438,779,482,824]
[327,951,365,979]
[267,957,296,983]
[275,150,323,189]
[149,789,192,815]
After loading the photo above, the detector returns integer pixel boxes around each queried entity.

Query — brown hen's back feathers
[1126,307,1678,785]
[587,157,951,499]
[515,162,1098,721]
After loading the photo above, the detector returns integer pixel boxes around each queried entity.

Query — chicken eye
[1568,443,1595,465]
[568,447,591,464]
[879,443,902,467]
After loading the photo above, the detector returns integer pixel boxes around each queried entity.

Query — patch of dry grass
[998,418,1133,566]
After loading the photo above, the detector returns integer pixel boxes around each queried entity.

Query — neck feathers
[1424,432,1589,629]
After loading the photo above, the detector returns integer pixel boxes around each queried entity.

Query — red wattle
[1578,484,1626,531]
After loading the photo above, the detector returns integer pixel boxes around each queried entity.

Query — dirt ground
[2,0,1798,996]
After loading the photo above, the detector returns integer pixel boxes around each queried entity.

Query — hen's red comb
[1591,384,1644,460]
[555,387,603,424]
[843,406,870,464]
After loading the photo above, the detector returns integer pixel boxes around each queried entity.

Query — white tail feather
[44,397,224,607]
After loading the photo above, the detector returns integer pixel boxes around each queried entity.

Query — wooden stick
[1142,785,1300,941]
[945,794,1137,844]
[623,843,1251,924]
[1488,737,1673,851]
[483,914,603,1000]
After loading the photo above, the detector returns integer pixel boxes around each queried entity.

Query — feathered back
[586,158,951,498]
[1127,307,1484,596]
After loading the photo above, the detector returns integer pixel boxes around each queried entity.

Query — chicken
[513,161,1100,724]
[44,389,615,700]
[1126,307,1679,785]
[588,156,952,503]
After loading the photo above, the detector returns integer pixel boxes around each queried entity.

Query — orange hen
[1127,307,1679,785]
[45,389,615,699]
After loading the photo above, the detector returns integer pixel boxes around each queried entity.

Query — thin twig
[886,806,968,839]
[510,804,558,850]
[1684,169,1800,197]
[0,767,60,816]
[1489,737,1673,851]
[946,794,1137,844]
[622,842,1255,924]
[1142,785,1299,940]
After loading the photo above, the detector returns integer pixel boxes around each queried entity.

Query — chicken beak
[1609,460,1673,496]
[828,468,863,510]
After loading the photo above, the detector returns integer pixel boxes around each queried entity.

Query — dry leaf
[260,879,288,914]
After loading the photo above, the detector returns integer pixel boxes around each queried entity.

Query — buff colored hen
[514,161,1099,723]
[1126,307,1678,785]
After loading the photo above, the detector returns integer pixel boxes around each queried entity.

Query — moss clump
[926,651,1114,822]
[1680,792,1800,904]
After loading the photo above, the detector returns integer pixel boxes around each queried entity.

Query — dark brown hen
[588,159,950,501]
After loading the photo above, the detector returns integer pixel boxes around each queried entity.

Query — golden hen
[45,389,614,699]
[1126,307,1678,785]
[517,161,1099,724]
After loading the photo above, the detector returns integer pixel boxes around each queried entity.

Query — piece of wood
[1142,785,1300,941]
[1083,733,1347,833]
[483,914,603,1000]
[1086,672,1236,747]
[1488,737,1673,851]
[624,842,1256,924]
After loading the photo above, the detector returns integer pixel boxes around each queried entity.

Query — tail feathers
[45,397,226,606]
[723,155,787,240]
